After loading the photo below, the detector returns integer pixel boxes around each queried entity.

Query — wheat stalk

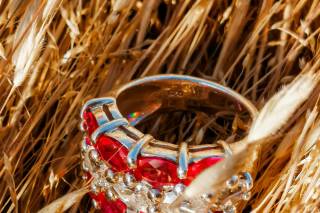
[172,71,319,209]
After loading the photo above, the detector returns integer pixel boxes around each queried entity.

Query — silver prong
[127,134,153,168]
[108,103,125,120]
[91,118,129,143]
[90,106,110,126]
[81,138,89,153]
[79,120,87,132]
[177,142,189,179]
[80,97,115,119]
[82,161,89,172]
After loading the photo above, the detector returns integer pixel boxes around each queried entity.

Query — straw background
[1,0,320,212]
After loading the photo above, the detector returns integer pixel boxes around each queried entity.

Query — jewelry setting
[80,75,258,212]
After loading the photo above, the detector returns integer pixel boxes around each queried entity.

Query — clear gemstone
[97,178,109,188]
[179,201,193,213]
[147,189,162,202]
[222,201,236,213]
[201,193,213,203]
[123,173,136,189]
[226,175,239,188]
[241,191,251,200]
[162,190,178,204]
[89,149,100,162]
[105,187,118,201]
[173,183,186,195]
[134,181,150,194]
[147,205,159,213]
[91,182,100,194]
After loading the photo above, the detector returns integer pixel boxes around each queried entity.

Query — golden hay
[0,0,320,212]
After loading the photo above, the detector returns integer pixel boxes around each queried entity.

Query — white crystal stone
[105,187,118,201]
[222,201,236,213]
[89,149,100,162]
[241,191,251,200]
[147,205,159,213]
[179,201,195,213]
[105,169,117,183]
[90,182,100,194]
[162,190,177,204]
[226,175,239,188]
[123,173,136,189]
[173,183,186,195]
[96,178,109,188]
[81,138,88,152]
[147,189,162,203]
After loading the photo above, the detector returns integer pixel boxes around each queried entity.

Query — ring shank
[114,75,257,126]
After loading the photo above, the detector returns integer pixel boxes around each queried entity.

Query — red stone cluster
[82,110,222,212]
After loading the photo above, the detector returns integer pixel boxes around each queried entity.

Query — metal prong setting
[211,172,253,213]
[80,97,115,118]
[177,142,189,179]
[80,75,258,212]
[108,103,125,120]
[91,118,129,143]
[127,134,153,168]
[90,106,110,126]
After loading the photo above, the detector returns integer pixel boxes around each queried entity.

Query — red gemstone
[134,156,180,188]
[183,157,223,185]
[95,135,129,172]
[84,136,91,145]
[91,193,126,213]
[83,110,99,135]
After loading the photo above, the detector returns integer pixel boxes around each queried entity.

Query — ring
[80,74,257,212]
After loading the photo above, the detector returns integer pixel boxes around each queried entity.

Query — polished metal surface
[81,74,258,175]
[80,74,258,212]
[177,142,189,179]
[91,118,129,143]
[127,134,153,168]
[113,74,257,125]
[80,97,115,119]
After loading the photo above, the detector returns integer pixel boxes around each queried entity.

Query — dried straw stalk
[0,0,320,212]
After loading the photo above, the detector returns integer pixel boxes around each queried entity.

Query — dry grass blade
[3,153,18,213]
[248,71,319,142]
[1,0,320,212]
[37,188,89,213]
[174,70,319,209]
[171,145,248,208]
